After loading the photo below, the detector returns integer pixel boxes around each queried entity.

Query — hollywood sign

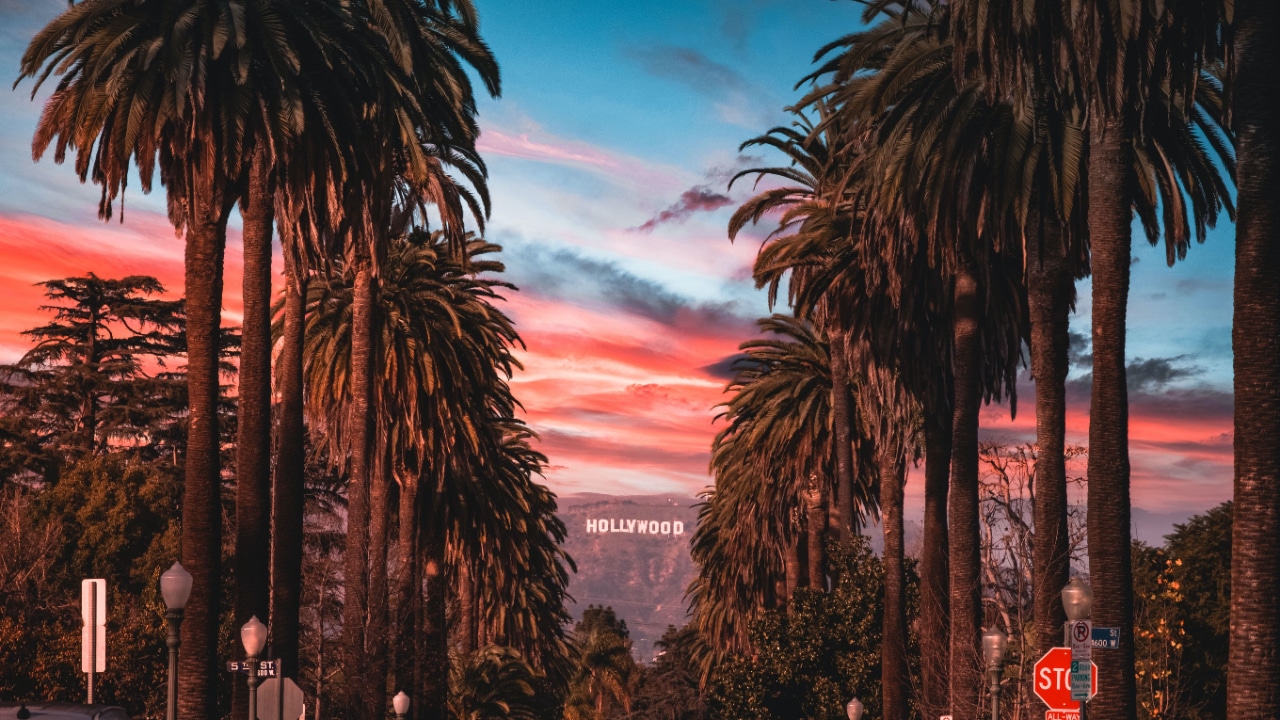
[585,518,685,536]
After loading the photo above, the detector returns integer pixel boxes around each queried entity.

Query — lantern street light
[845,697,864,720]
[1061,577,1094,622]
[982,627,1009,720]
[241,616,268,720]
[393,691,411,720]
[160,562,192,720]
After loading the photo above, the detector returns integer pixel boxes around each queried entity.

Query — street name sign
[1033,647,1097,710]
[1092,626,1120,649]
[226,660,278,677]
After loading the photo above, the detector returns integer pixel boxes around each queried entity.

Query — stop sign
[1033,647,1098,710]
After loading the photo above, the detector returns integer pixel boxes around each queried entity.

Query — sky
[0,1,1236,535]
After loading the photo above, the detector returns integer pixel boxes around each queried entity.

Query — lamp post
[160,562,193,720]
[241,616,268,720]
[393,691,410,720]
[845,697,864,720]
[982,627,1009,720]
[1061,578,1093,720]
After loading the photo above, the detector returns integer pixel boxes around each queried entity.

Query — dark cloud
[1065,354,1206,397]
[1126,356,1202,392]
[499,239,753,332]
[699,353,765,381]
[634,185,734,232]
[1067,331,1092,368]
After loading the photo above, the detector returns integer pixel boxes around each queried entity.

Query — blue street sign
[1092,626,1120,649]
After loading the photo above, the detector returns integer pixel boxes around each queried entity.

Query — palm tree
[295,228,570,719]
[804,12,1031,718]
[1229,4,1280,720]
[17,4,310,716]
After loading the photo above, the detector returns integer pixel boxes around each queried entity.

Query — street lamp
[845,697,864,720]
[982,627,1009,720]
[393,691,411,720]
[160,562,192,720]
[1061,577,1093,622]
[241,616,268,720]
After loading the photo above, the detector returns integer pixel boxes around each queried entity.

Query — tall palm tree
[946,4,1233,717]
[296,229,568,719]
[1229,4,1280,720]
[16,4,320,715]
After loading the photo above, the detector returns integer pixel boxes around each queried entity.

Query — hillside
[557,494,701,661]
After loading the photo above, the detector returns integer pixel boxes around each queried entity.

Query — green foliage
[449,646,555,720]
[626,625,707,720]
[0,275,184,484]
[1133,503,1231,720]
[565,607,640,720]
[0,455,177,717]
[706,539,917,720]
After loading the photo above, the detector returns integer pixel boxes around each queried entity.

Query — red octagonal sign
[1033,647,1098,710]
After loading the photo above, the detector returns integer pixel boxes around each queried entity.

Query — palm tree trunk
[459,560,476,653]
[949,260,984,720]
[805,477,826,590]
[921,407,951,720]
[1027,207,1072,669]
[235,147,274,703]
[421,518,448,720]
[1229,4,1280,719]
[272,249,306,678]
[1086,117,1137,720]
[829,327,856,542]
[342,249,375,719]
[784,535,802,612]
[177,207,230,720]
[394,475,420,718]
[880,445,908,720]
[368,460,392,713]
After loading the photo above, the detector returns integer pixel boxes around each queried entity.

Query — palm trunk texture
[1229,4,1280,719]
[394,476,420,719]
[880,447,908,720]
[231,151,274,720]
[830,329,856,542]
[177,208,229,720]
[1086,119,1137,720]
[1027,210,1072,669]
[235,147,274,668]
[422,526,448,720]
[949,261,983,720]
[342,253,375,719]
[367,463,392,712]
[272,251,306,678]
[805,479,826,590]
[921,409,952,720]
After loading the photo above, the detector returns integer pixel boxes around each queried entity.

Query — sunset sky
[0,1,1235,534]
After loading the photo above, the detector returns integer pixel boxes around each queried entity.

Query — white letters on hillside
[584,518,685,536]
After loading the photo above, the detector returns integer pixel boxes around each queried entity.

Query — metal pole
[247,655,260,720]
[277,658,284,720]
[989,668,1000,720]
[166,609,183,720]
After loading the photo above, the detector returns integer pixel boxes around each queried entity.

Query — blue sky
[0,0,1237,530]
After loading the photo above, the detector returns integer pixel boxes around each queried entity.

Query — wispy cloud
[625,45,782,128]
[633,185,734,233]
